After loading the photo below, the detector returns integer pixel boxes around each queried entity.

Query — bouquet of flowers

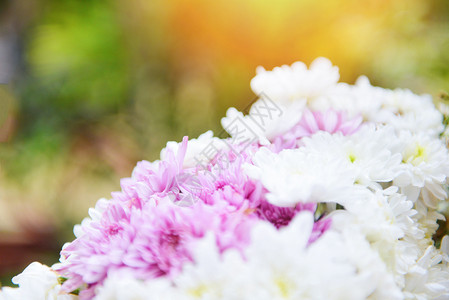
[2,58,449,300]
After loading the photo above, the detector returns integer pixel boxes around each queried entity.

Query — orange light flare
[162,0,403,80]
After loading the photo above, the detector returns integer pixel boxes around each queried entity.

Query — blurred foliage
[22,0,130,131]
[0,0,449,286]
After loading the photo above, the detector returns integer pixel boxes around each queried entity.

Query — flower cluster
[2,58,449,300]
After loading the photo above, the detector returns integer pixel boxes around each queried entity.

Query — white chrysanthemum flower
[250,57,339,105]
[311,76,386,118]
[403,245,449,300]
[301,125,402,186]
[172,233,246,300]
[245,124,405,207]
[412,199,445,249]
[337,187,421,243]
[239,212,401,300]
[394,131,449,208]
[248,96,306,140]
[221,98,305,145]
[372,89,444,137]
[161,131,226,168]
[0,262,76,300]
[334,227,404,300]
[94,274,184,300]
[221,107,269,146]
[313,75,443,136]
[332,187,423,289]
[245,147,355,207]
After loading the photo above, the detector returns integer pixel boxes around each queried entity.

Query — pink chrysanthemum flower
[55,201,133,298]
[54,138,255,299]
[56,199,252,299]
[256,200,315,228]
[271,109,363,152]
[294,109,362,137]
[256,199,331,243]
[193,151,263,212]
[111,137,190,208]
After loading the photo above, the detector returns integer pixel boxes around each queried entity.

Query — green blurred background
[0,0,448,286]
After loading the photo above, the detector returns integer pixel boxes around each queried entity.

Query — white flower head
[301,124,402,186]
[0,262,75,300]
[172,233,245,300]
[241,212,401,300]
[331,187,423,288]
[412,199,445,248]
[403,245,449,300]
[394,131,449,207]
[95,274,183,300]
[160,131,226,168]
[221,97,305,146]
[250,57,339,105]
[373,89,444,137]
[245,147,355,207]
[312,75,386,118]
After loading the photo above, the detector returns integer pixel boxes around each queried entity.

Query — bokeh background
[0,0,448,286]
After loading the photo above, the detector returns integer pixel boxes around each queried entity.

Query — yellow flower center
[275,277,292,298]
[189,285,208,298]
[403,144,428,166]
[348,153,356,163]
